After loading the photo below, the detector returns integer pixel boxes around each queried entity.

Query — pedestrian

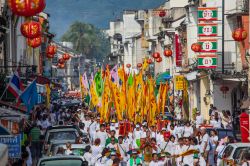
[127,150,142,166]
[183,121,194,138]
[200,127,210,164]
[91,138,103,159]
[209,129,218,166]
[95,124,108,147]
[106,151,117,165]
[24,140,32,166]
[195,111,204,128]
[29,123,41,164]
[95,148,109,166]
[117,136,129,165]
[149,153,159,166]
[182,137,194,165]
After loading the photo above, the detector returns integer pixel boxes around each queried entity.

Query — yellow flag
[142,58,149,71]
[45,84,51,108]
[90,82,99,106]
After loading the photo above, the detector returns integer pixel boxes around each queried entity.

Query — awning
[185,71,198,81]
[156,72,172,85]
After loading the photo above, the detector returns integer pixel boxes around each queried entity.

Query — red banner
[240,112,249,142]
[175,34,182,67]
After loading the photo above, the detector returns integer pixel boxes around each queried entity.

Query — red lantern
[57,63,65,69]
[191,43,202,52]
[21,21,41,39]
[46,45,57,56]
[8,0,46,17]
[147,59,153,64]
[27,36,41,48]
[63,53,71,61]
[46,54,54,59]
[137,63,142,68]
[164,49,173,57]
[232,28,248,41]
[156,57,162,63]
[159,10,166,17]
[126,64,131,68]
[152,52,160,59]
[58,58,65,64]
[220,85,229,98]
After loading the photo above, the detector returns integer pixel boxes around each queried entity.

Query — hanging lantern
[137,63,142,68]
[152,52,160,59]
[147,58,153,64]
[232,28,248,41]
[57,63,65,69]
[126,64,131,68]
[159,10,166,17]
[21,21,41,39]
[220,85,229,98]
[63,53,71,61]
[164,49,173,57]
[27,36,41,48]
[46,54,54,59]
[191,43,202,52]
[46,45,57,56]
[58,58,65,64]
[8,0,46,17]
[156,57,162,63]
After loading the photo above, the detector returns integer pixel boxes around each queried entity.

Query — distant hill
[45,0,165,39]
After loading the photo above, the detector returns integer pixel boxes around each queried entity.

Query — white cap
[136,124,140,128]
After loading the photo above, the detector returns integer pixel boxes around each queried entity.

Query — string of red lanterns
[191,43,202,52]
[232,28,248,41]
[164,49,173,57]
[27,36,42,48]
[21,21,42,39]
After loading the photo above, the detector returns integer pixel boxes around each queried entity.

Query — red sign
[239,112,249,142]
[175,34,182,67]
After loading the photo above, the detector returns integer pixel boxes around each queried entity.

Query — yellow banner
[175,75,184,91]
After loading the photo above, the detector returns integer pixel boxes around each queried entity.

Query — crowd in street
[9,102,247,166]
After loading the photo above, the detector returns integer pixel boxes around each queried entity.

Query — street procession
[0,0,250,166]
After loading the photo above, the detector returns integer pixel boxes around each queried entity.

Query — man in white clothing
[95,124,108,147]
[195,111,204,128]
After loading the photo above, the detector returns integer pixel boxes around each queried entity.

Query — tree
[61,21,110,61]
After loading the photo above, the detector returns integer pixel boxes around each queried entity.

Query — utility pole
[222,0,225,74]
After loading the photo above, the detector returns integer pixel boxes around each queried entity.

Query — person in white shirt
[174,138,186,166]
[82,114,91,130]
[91,138,103,160]
[209,129,218,166]
[95,148,109,166]
[149,153,159,166]
[168,124,176,137]
[65,142,73,155]
[83,145,94,166]
[195,111,204,128]
[150,125,157,138]
[174,123,184,139]
[106,151,117,166]
[141,125,148,139]
[183,121,194,137]
[95,124,108,147]
[182,137,194,166]
[117,136,129,163]
[88,116,97,142]
[106,136,118,151]
[200,127,210,162]
[132,124,142,149]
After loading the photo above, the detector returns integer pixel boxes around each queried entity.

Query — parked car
[218,143,250,166]
[43,125,81,154]
[42,140,75,157]
[37,156,88,166]
[235,147,250,165]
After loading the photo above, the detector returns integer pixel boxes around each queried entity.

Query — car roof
[227,143,250,148]
[47,125,79,130]
[39,155,85,161]
[61,144,87,149]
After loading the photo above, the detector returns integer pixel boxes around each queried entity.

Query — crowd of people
[9,102,240,166]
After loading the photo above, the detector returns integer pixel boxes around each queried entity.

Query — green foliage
[61,21,110,62]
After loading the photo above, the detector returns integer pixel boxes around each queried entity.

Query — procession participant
[150,125,157,138]
[182,137,194,165]
[95,148,110,166]
[95,124,108,147]
[91,138,103,159]
[88,115,98,142]
[106,136,119,151]
[168,124,176,137]
[106,130,118,146]
[149,153,159,166]
[79,122,87,134]
[141,125,148,139]
[200,127,210,163]
[140,130,155,164]
[156,128,166,144]
[156,114,165,132]
[117,136,129,164]
[127,150,142,166]
[82,114,91,130]
[132,123,142,149]
[106,151,118,166]
[183,121,194,138]
[123,132,132,150]
[174,138,185,166]
[159,132,171,154]
[110,119,116,131]
[151,138,160,154]
[195,111,204,128]
[174,121,184,139]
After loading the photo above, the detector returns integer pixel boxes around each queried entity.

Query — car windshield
[71,148,85,156]
[48,131,76,142]
[233,147,250,159]
[223,145,234,158]
[40,159,83,166]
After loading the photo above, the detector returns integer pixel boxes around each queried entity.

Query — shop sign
[198,24,217,37]
[198,39,217,52]
[0,135,21,158]
[198,7,218,21]
[197,55,217,69]
[175,75,184,90]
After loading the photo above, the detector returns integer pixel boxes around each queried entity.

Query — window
[40,159,84,166]
[223,145,234,158]
[48,131,77,142]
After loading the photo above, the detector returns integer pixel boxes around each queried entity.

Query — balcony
[226,0,249,16]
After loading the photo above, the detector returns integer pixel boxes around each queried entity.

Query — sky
[45,0,166,39]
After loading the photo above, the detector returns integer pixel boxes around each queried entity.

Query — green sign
[198,7,218,21]
[198,55,217,69]
[198,24,217,37]
[198,40,217,53]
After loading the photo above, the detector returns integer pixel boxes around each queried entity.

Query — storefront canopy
[156,72,172,85]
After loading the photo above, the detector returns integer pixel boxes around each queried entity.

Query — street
[0,0,250,166]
